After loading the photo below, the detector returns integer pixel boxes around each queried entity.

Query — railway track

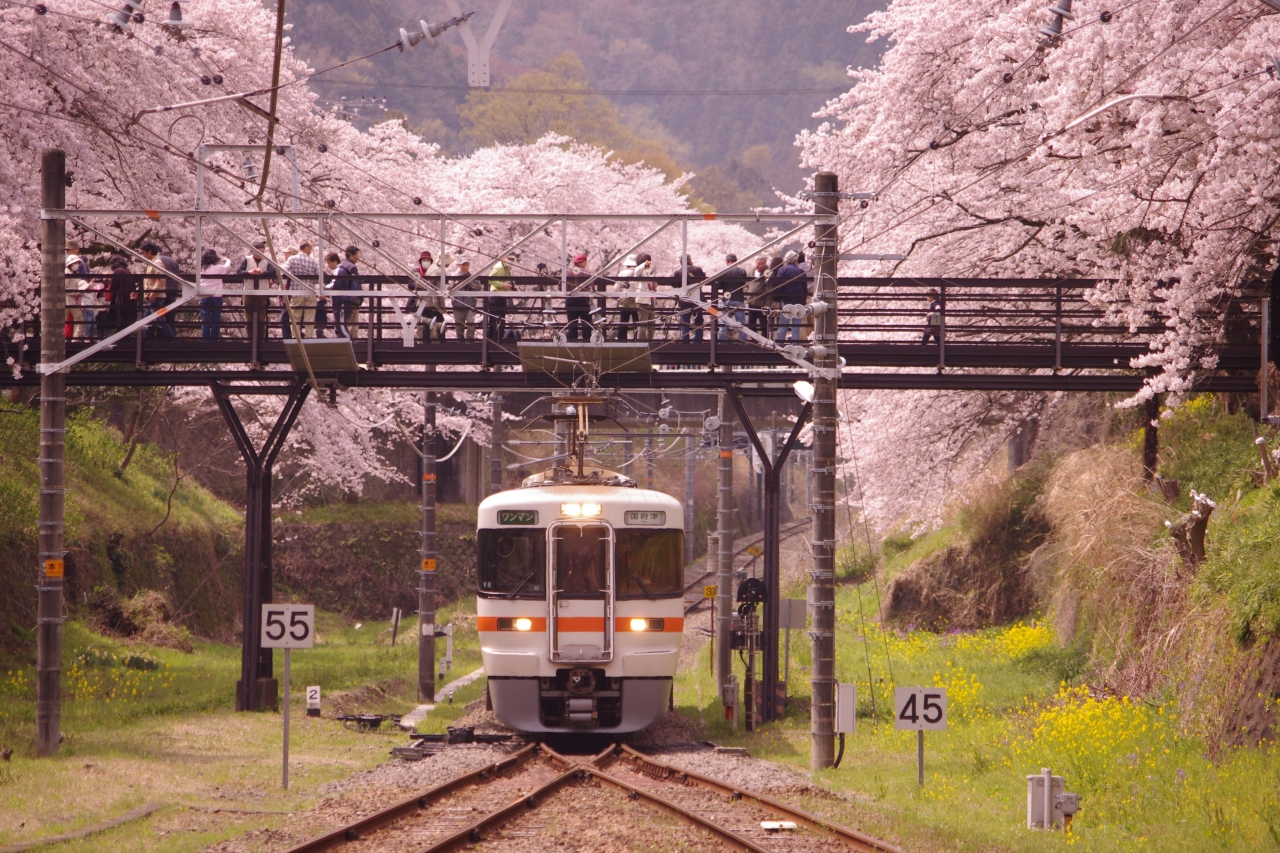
[683,519,813,616]
[283,740,902,853]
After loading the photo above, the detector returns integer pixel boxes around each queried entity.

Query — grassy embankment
[0,599,485,852]
[673,397,1280,853]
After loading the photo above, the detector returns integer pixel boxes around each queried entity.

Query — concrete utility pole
[489,394,503,495]
[418,393,437,703]
[684,437,696,566]
[553,393,570,464]
[645,435,655,489]
[36,149,66,757]
[810,171,840,770]
[715,392,734,692]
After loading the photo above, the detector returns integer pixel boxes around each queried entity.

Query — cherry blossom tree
[801,0,1280,525]
[0,0,760,502]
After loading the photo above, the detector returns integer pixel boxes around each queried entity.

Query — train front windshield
[616,529,683,599]
[478,525,684,599]
[478,529,546,598]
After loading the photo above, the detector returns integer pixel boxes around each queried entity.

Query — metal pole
[918,730,925,788]
[715,392,734,693]
[419,393,437,703]
[282,647,291,789]
[489,394,503,496]
[684,437,696,566]
[36,149,66,757]
[810,171,840,770]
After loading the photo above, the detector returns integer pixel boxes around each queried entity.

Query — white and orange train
[476,467,685,733]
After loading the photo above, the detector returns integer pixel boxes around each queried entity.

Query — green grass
[0,602,486,851]
[1156,395,1262,508]
[675,607,1280,852]
[280,501,477,527]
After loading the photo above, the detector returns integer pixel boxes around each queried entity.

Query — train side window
[616,529,683,599]
[478,529,546,598]
[553,525,608,599]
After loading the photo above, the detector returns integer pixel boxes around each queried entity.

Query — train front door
[548,522,614,663]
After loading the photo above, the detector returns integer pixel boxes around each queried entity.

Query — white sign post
[261,603,314,790]
[306,685,321,718]
[894,687,947,787]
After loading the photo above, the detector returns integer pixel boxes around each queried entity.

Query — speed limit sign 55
[261,604,315,649]
[894,687,948,731]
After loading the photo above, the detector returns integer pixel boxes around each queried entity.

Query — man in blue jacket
[332,245,363,339]
[773,252,809,343]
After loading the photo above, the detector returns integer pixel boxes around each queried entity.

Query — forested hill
[283,0,886,202]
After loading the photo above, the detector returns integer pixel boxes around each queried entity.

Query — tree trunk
[1169,490,1216,569]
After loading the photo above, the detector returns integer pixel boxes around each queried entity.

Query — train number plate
[625,511,666,525]
[497,510,538,525]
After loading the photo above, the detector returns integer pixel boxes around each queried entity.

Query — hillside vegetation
[0,408,243,648]
[285,0,884,202]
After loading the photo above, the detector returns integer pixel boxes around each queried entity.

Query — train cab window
[616,529,684,599]
[553,525,608,599]
[478,529,546,598]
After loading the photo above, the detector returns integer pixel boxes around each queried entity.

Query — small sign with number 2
[894,687,948,731]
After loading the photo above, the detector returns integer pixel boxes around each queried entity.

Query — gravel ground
[203,741,525,852]
[475,776,733,853]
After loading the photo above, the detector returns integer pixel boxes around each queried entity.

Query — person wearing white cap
[65,244,94,339]
[616,254,638,341]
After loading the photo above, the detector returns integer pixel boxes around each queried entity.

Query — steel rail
[415,766,584,852]
[279,741,538,853]
[617,745,906,853]
[539,743,773,853]
[413,743,616,852]
[683,519,813,615]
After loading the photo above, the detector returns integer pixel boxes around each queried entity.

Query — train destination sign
[497,510,538,525]
[625,510,666,525]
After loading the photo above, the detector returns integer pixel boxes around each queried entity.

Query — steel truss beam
[0,369,1255,394]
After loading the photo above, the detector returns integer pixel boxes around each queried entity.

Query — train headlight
[561,502,602,518]
[497,617,536,631]
[514,617,533,632]
[628,618,665,632]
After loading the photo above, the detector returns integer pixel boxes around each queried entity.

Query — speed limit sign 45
[261,604,315,649]
[894,687,948,731]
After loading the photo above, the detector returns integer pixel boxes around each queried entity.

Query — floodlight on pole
[1039,0,1074,40]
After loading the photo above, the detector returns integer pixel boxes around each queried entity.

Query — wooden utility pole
[810,171,840,770]
[418,393,437,702]
[36,149,66,757]
[715,392,734,692]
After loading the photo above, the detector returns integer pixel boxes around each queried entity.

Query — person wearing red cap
[565,251,592,341]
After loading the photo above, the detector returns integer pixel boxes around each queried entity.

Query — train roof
[478,481,684,530]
